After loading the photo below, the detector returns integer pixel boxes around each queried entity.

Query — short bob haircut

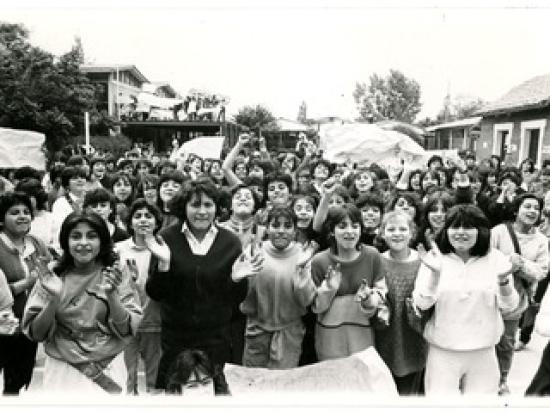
[15,178,48,211]
[387,191,423,227]
[169,177,220,224]
[427,155,443,169]
[83,187,117,223]
[54,211,115,276]
[355,192,385,214]
[263,172,293,199]
[267,205,297,228]
[436,204,490,257]
[125,198,163,237]
[309,159,332,178]
[0,192,34,222]
[231,184,261,214]
[60,166,88,189]
[420,170,442,192]
[512,192,544,225]
[326,203,364,253]
[108,172,136,204]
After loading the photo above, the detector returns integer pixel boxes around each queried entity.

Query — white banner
[170,136,226,162]
[0,127,46,170]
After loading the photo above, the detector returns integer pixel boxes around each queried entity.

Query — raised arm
[222,133,249,187]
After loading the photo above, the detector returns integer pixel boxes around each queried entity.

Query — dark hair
[14,166,41,182]
[329,185,352,204]
[135,159,153,173]
[421,191,455,233]
[420,170,442,193]
[512,192,543,225]
[15,178,48,211]
[67,155,88,168]
[108,172,136,205]
[169,178,220,223]
[264,172,293,201]
[136,173,160,198]
[436,204,490,257]
[125,198,163,237]
[355,192,385,213]
[232,160,249,175]
[309,159,332,177]
[348,168,377,198]
[326,203,364,254]
[54,212,116,276]
[388,191,422,228]
[427,155,443,169]
[89,156,106,170]
[520,158,536,174]
[0,192,34,223]
[157,170,188,210]
[83,188,117,223]
[291,194,318,211]
[117,159,134,172]
[267,205,297,227]
[60,166,87,189]
[407,169,423,191]
[498,170,522,187]
[231,184,260,214]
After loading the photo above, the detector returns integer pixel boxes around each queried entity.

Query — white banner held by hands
[171,136,226,162]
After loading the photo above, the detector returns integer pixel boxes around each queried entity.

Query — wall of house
[477,108,550,167]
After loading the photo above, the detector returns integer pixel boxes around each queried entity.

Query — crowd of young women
[0,135,550,397]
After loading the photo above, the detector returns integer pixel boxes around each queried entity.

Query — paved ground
[1,331,548,398]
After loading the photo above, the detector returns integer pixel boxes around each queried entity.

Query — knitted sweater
[0,233,50,319]
[375,250,427,377]
[240,242,316,330]
[145,223,245,348]
[310,245,387,327]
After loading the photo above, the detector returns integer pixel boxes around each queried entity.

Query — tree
[297,101,307,123]
[233,104,279,133]
[353,69,422,123]
[0,23,114,156]
[435,94,486,123]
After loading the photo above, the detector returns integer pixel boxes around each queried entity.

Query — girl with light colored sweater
[412,204,518,395]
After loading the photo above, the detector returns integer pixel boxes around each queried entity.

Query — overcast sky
[3,0,550,122]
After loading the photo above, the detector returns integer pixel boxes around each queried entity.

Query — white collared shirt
[181,222,218,256]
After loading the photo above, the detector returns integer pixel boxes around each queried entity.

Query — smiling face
[393,197,416,221]
[314,164,329,181]
[333,216,361,252]
[68,222,101,267]
[249,165,264,180]
[382,215,412,252]
[355,172,374,193]
[68,174,87,197]
[92,162,106,180]
[3,203,32,238]
[516,198,540,228]
[234,163,248,180]
[185,192,216,233]
[267,180,290,205]
[328,194,346,210]
[159,179,182,206]
[422,173,438,192]
[131,207,157,237]
[360,205,381,230]
[447,226,478,254]
[427,201,446,231]
[232,187,255,216]
[112,178,132,202]
[293,198,314,227]
[267,215,295,250]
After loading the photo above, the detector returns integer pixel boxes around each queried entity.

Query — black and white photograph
[1,0,550,409]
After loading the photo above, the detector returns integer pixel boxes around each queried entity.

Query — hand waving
[144,234,171,262]
[417,240,443,274]
[325,263,342,290]
[232,247,264,282]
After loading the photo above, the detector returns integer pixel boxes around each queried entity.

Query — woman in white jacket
[412,204,519,395]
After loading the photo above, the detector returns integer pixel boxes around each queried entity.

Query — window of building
[519,119,546,168]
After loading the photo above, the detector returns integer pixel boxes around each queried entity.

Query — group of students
[0,132,550,397]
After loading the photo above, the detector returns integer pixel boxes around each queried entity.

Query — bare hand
[232,249,264,282]
[296,242,315,270]
[354,279,376,308]
[99,262,123,294]
[321,178,337,196]
[238,133,250,146]
[510,253,523,273]
[325,263,342,290]
[144,235,171,262]
[417,242,442,274]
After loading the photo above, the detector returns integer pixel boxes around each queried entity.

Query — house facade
[80,64,149,119]
[425,117,481,151]
[476,74,550,168]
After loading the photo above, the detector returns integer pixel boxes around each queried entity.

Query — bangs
[445,204,488,229]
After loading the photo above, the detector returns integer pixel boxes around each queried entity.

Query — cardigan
[145,223,245,348]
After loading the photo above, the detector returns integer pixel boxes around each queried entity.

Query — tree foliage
[233,104,279,133]
[436,94,486,123]
[0,22,114,157]
[353,69,422,123]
